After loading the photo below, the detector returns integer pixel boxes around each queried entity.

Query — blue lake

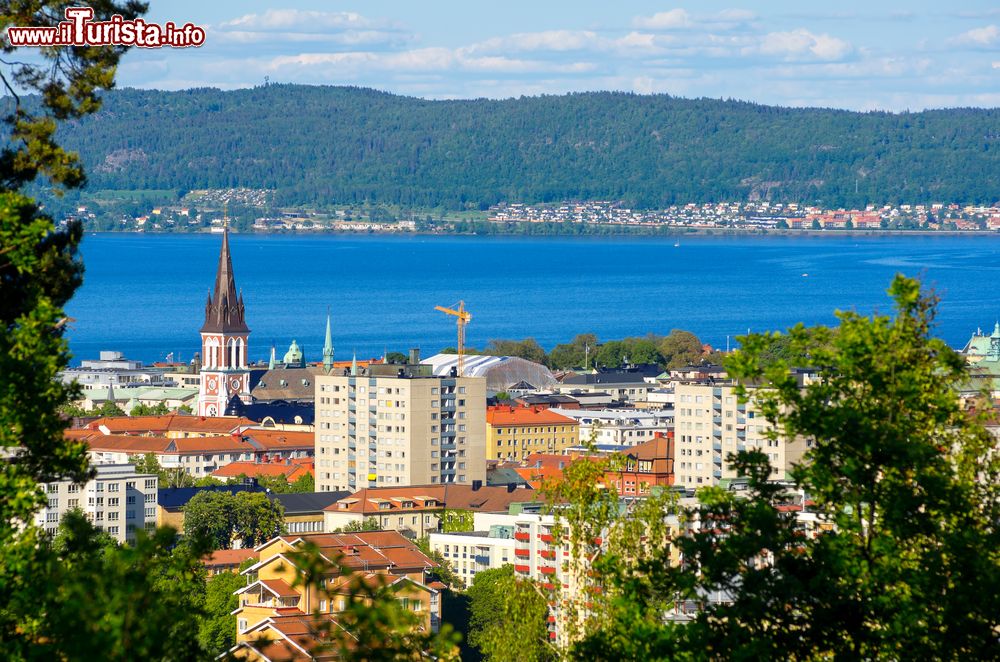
[66,232,1000,364]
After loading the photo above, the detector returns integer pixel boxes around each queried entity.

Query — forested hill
[53,85,1000,208]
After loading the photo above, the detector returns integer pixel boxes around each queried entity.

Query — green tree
[289,472,315,493]
[95,399,125,417]
[129,401,170,416]
[198,570,245,655]
[548,334,599,370]
[467,566,553,662]
[184,490,285,550]
[336,516,382,533]
[658,329,704,368]
[485,338,548,364]
[569,276,1000,659]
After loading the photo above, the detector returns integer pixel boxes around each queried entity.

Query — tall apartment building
[35,463,158,544]
[673,379,792,487]
[314,351,486,492]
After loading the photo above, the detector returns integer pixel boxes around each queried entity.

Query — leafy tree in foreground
[466,565,553,662]
[198,570,245,655]
[568,276,1000,660]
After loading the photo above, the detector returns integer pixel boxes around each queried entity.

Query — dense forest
[45,85,1000,208]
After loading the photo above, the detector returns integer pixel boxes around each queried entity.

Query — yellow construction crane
[435,301,472,376]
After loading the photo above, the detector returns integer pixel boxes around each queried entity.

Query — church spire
[323,310,335,372]
[200,228,250,334]
[268,343,276,370]
[351,351,358,376]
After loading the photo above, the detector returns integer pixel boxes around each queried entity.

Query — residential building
[322,483,537,537]
[35,463,158,544]
[673,377,810,486]
[157,484,262,531]
[314,350,486,492]
[76,413,258,438]
[229,531,442,657]
[270,491,350,535]
[428,521,518,585]
[548,408,673,446]
[59,350,176,391]
[212,458,314,484]
[556,366,658,402]
[486,405,580,461]
[604,433,675,496]
[78,427,313,478]
[203,548,257,576]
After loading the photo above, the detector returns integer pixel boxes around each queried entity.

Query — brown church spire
[200,228,250,333]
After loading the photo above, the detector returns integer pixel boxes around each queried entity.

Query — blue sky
[114,1,1000,110]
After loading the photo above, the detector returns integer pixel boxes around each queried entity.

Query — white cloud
[633,9,691,30]
[754,29,853,61]
[955,25,1000,46]
[220,10,383,33]
[464,30,601,55]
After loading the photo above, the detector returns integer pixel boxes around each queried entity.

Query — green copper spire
[323,310,335,372]
[351,351,358,377]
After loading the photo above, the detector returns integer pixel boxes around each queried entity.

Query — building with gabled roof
[487,404,580,461]
[230,531,442,657]
[82,413,258,438]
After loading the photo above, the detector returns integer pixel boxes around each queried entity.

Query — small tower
[322,311,335,373]
[197,228,251,417]
[268,343,276,370]
[351,351,358,377]
[990,321,1000,361]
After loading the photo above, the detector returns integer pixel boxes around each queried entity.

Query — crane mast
[434,301,472,376]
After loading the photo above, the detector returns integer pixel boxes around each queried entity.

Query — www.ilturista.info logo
[6,7,205,48]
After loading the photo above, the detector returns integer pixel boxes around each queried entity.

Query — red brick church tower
[198,229,250,416]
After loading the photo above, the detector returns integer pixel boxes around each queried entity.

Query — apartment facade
[314,359,486,492]
[548,408,673,447]
[672,380,785,487]
[486,405,580,461]
[35,463,158,544]
[230,531,442,658]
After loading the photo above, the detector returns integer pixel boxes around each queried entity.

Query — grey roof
[250,366,324,401]
[268,491,350,514]
[158,484,261,510]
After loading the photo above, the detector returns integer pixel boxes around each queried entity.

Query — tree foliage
[38,86,1000,209]
[561,276,1000,659]
[198,570,244,655]
[183,490,285,551]
[466,565,553,662]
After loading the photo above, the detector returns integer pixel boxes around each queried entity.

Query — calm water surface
[66,233,1000,364]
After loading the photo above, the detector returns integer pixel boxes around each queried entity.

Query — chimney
[409,348,420,365]
[472,480,482,491]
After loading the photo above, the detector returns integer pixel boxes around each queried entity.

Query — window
[107,483,120,492]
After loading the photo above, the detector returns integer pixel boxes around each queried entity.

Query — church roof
[200,229,250,334]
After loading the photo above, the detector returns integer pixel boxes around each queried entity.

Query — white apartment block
[673,381,786,487]
[314,360,487,493]
[548,408,673,447]
[35,463,158,544]
[428,520,518,584]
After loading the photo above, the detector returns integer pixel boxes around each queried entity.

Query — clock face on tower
[206,404,217,416]
[229,377,242,392]
[206,376,218,394]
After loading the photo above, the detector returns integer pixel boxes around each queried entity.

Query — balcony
[514,531,531,542]
[539,549,556,559]
[538,533,554,543]
[712,441,722,451]
[473,555,490,565]
[514,548,530,558]
[514,564,530,574]
[540,565,556,575]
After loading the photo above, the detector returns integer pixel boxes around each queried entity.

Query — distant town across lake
[66,232,1000,365]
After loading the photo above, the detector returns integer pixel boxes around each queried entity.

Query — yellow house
[227,531,443,659]
[487,405,580,461]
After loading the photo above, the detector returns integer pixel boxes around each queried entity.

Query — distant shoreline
[81,227,1000,239]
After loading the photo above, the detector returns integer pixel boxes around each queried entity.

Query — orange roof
[256,531,438,575]
[325,484,535,515]
[212,460,313,481]
[487,405,580,427]
[203,548,257,568]
[260,578,300,599]
[240,428,314,450]
[86,414,257,434]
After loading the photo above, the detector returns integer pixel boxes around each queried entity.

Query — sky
[110,1,1000,110]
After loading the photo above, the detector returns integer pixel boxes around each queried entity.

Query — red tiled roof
[487,405,580,427]
[260,578,300,599]
[325,484,535,514]
[203,548,257,568]
[85,414,257,434]
[212,460,313,481]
